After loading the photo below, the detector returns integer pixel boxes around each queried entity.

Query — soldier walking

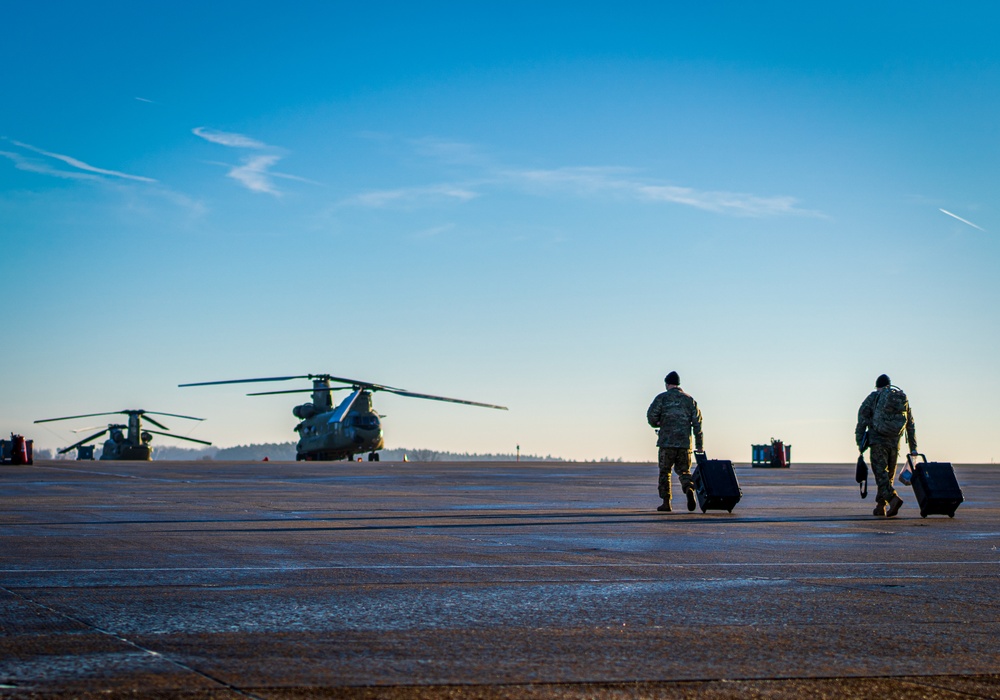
[647,371,703,512]
[856,374,918,517]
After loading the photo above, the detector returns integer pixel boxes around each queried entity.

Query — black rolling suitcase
[692,452,742,513]
[906,453,963,518]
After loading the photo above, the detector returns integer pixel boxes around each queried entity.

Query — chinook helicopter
[34,410,212,460]
[179,373,507,461]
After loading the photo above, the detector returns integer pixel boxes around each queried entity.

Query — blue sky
[3,2,998,462]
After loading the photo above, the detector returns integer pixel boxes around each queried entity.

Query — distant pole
[516,444,520,462]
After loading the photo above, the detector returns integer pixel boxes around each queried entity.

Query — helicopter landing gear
[368,452,380,462]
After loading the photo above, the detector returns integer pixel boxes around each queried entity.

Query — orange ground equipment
[0,434,34,465]
[751,438,791,468]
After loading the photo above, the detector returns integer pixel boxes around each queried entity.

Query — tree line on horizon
[42,441,622,462]
[149,443,612,462]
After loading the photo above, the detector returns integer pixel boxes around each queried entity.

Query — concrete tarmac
[2,459,999,699]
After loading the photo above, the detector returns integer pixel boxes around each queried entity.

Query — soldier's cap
[665,371,680,385]
[876,374,890,388]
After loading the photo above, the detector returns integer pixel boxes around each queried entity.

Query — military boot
[685,488,697,512]
[873,498,887,517]
[657,499,672,512]
[886,494,904,518]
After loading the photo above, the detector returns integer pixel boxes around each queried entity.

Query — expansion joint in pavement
[0,584,264,699]
[898,677,996,699]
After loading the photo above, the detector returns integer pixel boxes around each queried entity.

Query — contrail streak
[10,140,156,183]
[939,208,986,232]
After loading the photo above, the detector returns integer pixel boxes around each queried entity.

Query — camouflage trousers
[658,447,694,500]
[870,441,901,504]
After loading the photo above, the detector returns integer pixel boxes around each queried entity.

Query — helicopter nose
[356,425,382,439]
[354,415,381,431]
[347,414,382,443]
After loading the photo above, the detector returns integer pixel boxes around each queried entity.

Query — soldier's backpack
[872,386,908,439]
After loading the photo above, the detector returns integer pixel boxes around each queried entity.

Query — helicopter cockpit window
[351,415,380,430]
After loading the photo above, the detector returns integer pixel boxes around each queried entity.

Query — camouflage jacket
[855,388,917,450]
[647,387,704,450]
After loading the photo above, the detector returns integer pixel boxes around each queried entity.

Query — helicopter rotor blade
[35,411,121,424]
[179,372,504,409]
[180,373,412,393]
[37,409,205,425]
[379,388,508,411]
[321,375,408,392]
[143,429,213,446]
[143,411,206,421]
[141,415,171,431]
[246,387,352,397]
[70,425,105,433]
[179,376,312,388]
[58,429,110,454]
[320,375,495,399]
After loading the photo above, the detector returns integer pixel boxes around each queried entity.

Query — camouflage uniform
[647,388,704,500]
[855,388,917,504]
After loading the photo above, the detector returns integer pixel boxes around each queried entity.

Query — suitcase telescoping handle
[906,453,927,470]
[694,450,707,467]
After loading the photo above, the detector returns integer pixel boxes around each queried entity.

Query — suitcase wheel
[948,511,956,518]
[727,508,734,513]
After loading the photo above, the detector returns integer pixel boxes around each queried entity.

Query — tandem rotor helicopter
[179,373,508,461]
[34,409,212,460]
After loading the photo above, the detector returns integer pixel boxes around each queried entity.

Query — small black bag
[855,454,869,499]
[855,428,870,498]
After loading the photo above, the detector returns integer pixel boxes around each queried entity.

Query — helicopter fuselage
[36,410,211,461]
[179,372,506,462]
[294,390,384,461]
[96,422,153,460]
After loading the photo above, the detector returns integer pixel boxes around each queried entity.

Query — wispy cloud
[192,127,312,196]
[506,166,630,195]
[3,139,156,183]
[412,223,456,239]
[270,171,323,185]
[342,137,816,217]
[2,140,209,217]
[192,127,267,150]
[940,208,986,232]
[349,184,480,208]
[410,137,486,166]
[135,97,156,104]
[1,139,212,219]
[345,164,813,218]
[227,154,283,195]
[635,183,803,216]
[505,166,811,217]
[0,149,101,181]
